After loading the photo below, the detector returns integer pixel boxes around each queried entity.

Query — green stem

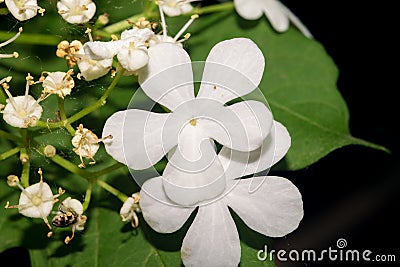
[36,70,124,129]
[96,179,128,202]
[0,147,20,161]
[20,147,30,187]
[82,181,92,212]
[93,162,125,177]
[191,2,234,15]
[0,129,22,142]
[33,143,129,203]
[58,97,75,135]
[0,31,62,46]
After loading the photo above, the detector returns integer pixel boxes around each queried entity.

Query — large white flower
[139,121,303,266]
[234,0,312,38]
[83,28,154,73]
[102,38,273,206]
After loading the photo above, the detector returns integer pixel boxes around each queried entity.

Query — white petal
[262,0,290,32]
[226,176,303,237]
[57,0,96,24]
[140,177,195,233]
[77,56,112,81]
[233,0,264,20]
[200,100,273,152]
[83,41,120,61]
[163,123,226,206]
[5,0,38,21]
[181,201,241,266]
[121,28,154,44]
[138,43,195,111]
[219,121,291,180]
[197,38,265,104]
[18,182,54,218]
[102,109,177,170]
[117,45,149,72]
[62,197,83,215]
[277,1,313,38]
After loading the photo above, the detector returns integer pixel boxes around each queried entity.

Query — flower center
[31,195,42,206]
[189,118,197,126]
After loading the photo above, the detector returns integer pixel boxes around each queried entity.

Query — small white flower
[41,70,75,99]
[1,75,43,128]
[72,124,112,168]
[0,27,22,59]
[5,169,64,233]
[56,34,112,81]
[52,197,87,244]
[83,27,154,73]
[139,121,303,266]
[102,38,273,206]
[57,0,96,24]
[120,193,141,228]
[4,0,45,21]
[157,0,196,17]
[234,0,313,38]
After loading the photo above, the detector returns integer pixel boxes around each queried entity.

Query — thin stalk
[58,97,75,135]
[191,2,234,15]
[20,147,30,187]
[82,181,92,212]
[0,147,19,161]
[93,162,126,177]
[96,179,128,203]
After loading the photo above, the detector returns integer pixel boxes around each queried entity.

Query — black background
[1,1,398,266]
[273,0,399,266]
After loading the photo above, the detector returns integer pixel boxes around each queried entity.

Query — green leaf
[180,11,388,170]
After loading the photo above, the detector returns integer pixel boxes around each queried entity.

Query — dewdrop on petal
[57,0,96,24]
[120,193,141,228]
[41,70,75,99]
[1,75,43,128]
[72,124,112,168]
[52,197,87,244]
[4,0,45,21]
[5,168,64,236]
[0,27,22,59]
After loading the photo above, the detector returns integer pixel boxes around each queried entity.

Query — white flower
[5,169,63,233]
[102,38,273,206]
[72,124,112,168]
[4,0,45,21]
[56,36,112,81]
[120,193,141,228]
[1,75,43,128]
[83,28,154,73]
[0,27,22,59]
[157,0,195,17]
[41,70,75,99]
[76,47,113,81]
[57,0,96,24]
[139,121,303,266]
[234,0,312,38]
[52,197,87,244]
